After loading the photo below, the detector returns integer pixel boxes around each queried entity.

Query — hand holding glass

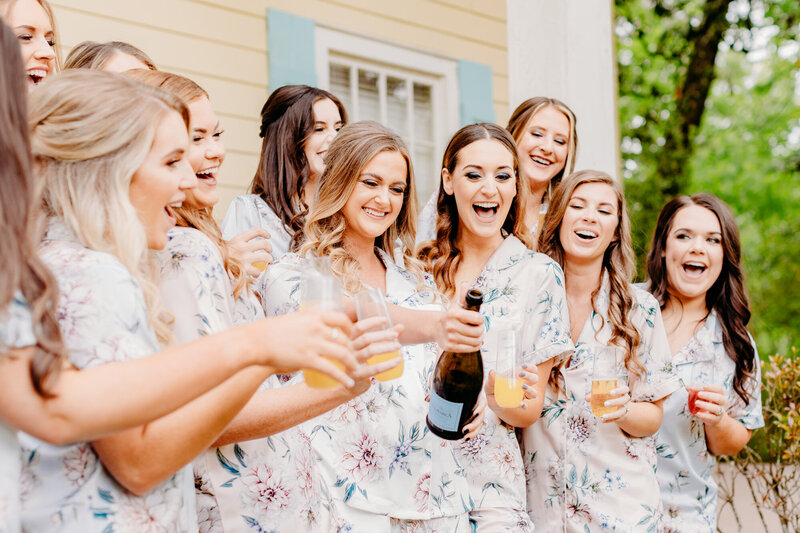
[354,287,403,381]
[493,326,524,408]
[590,346,624,417]
[302,258,346,389]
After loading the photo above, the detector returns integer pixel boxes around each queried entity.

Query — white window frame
[315,26,459,200]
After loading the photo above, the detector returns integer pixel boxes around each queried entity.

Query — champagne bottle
[426,289,484,440]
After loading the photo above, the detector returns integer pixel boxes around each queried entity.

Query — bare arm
[485,358,555,428]
[600,388,666,438]
[694,385,753,456]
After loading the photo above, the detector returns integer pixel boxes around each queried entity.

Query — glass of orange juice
[493,325,523,408]
[590,346,625,417]
[302,257,346,389]
[354,287,402,381]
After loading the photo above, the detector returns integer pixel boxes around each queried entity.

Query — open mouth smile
[196,167,218,185]
[682,261,707,279]
[28,69,47,86]
[473,202,499,221]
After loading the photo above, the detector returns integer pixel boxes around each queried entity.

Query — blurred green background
[615,0,800,356]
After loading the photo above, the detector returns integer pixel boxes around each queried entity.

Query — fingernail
[347,379,355,387]
[604,401,611,407]
[521,364,528,369]
[518,371,526,377]
[522,384,529,390]
[464,437,470,441]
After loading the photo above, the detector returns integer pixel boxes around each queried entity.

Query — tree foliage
[615,0,800,353]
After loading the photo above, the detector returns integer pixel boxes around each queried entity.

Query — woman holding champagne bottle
[646,194,763,532]
[259,121,482,531]
[417,123,573,531]
[523,170,680,532]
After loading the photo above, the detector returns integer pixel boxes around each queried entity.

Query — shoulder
[631,283,660,310]
[159,227,224,277]
[42,239,141,297]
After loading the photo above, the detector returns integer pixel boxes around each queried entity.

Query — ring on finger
[330,327,340,341]
[717,406,724,416]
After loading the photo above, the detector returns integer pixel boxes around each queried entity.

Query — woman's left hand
[693,384,728,426]
[586,384,632,423]
[484,365,539,411]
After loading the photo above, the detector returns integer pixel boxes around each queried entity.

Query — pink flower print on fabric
[340,432,386,484]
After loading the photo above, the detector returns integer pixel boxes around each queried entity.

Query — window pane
[413,83,433,142]
[386,76,408,138]
[358,69,380,121]
[329,64,352,113]
[413,142,436,205]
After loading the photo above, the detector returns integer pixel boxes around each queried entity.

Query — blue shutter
[457,59,494,126]
[267,8,317,92]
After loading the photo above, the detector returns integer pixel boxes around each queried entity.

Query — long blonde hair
[539,170,644,380]
[506,97,578,202]
[418,123,530,299]
[30,70,190,346]
[300,121,424,293]
[125,69,249,298]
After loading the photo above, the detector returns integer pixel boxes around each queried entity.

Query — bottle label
[428,390,463,432]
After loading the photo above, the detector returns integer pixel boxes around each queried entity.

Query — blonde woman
[417,123,572,530]
[65,40,156,72]
[523,171,680,532]
[1,0,58,91]
[418,97,578,245]
[259,121,484,531]
[130,70,399,532]
[18,70,359,532]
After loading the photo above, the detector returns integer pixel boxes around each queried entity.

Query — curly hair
[417,123,530,300]
[539,170,644,382]
[299,121,424,294]
[0,19,65,396]
[126,69,249,299]
[646,193,756,403]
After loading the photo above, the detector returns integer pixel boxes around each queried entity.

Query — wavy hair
[1,0,61,70]
[646,194,755,402]
[30,69,190,346]
[299,121,423,294]
[64,40,156,71]
[539,170,644,381]
[506,96,578,201]
[0,19,65,395]
[126,69,249,298]
[250,85,347,246]
[417,123,530,299]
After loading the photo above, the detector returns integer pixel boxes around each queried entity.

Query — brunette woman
[523,170,680,532]
[221,85,347,271]
[647,194,763,532]
[418,123,572,530]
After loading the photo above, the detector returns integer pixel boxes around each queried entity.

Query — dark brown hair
[0,19,65,395]
[417,123,530,299]
[249,85,347,246]
[646,193,755,402]
[64,40,156,71]
[539,170,644,381]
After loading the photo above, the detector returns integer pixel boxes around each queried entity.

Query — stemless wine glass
[493,325,523,408]
[301,257,345,389]
[590,345,625,417]
[686,356,716,415]
[354,287,403,381]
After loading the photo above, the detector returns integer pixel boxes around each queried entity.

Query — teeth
[531,155,552,166]
[685,262,705,268]
[168,202,182,208]
[28,69,47,78]
[576,230,597,238]
[474,202,498,209]
[196,167,218,176]
[363,207,385,217]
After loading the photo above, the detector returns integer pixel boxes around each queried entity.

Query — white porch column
[506,0,621,177]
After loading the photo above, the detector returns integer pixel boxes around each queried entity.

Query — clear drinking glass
[493,325,523,408]
[687,357,716,415]
[301,257,345,389]
[354,287,403,381]
[590,345,625,417]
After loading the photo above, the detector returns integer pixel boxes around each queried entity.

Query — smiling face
[559,182,619,266]
[516,106,570,193]
[341,150,408,247]
[663,204,724,304]
[304,97,343,180]
[129,111,197,249]
[7,0,56,91]
[184,96,224,209]
[442,138,517,248]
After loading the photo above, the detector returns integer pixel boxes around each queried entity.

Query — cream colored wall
[50,0,508,220]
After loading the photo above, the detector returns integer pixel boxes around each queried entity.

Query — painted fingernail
[522,384,529,390]
[519,371,526,377]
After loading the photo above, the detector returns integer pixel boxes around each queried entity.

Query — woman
[259,121,483,531]
[1,0,58,91]
[132,69,400,532]
[418,123,573,530]
[0,23,353,533]
[18,70,359,532]
[523,170,680,532]
[64,40,156,71]
[646,194,764,532]
[221,84,347,271]
[417,97,577,245]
